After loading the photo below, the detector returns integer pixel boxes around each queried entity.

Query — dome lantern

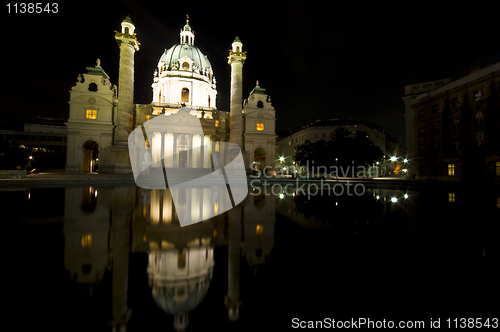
[180,15,194,46]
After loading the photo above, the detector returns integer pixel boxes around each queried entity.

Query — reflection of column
[200,135,205,169]
[225,204,243,322]
[111,188,132,331]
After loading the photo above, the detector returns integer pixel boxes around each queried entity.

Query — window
[431,125,439,135]
[255,224,263,235]
[88,83,98,92]
[81,234,92,247]
[452,119,459,131]
[215,120,220,127]
[452,97,459,108]
[177,252,186,269]
[182,61,189,70]
[257,100,264,108]
[448,193,455,203]
[474,111,484,126]
[124,27,129,34]
[474,89,482,101]
[431,105,438,114]
[86,110,97,119]
[453,139,459,151]
[146,115,150,122]
[432,140,439,153]
[448,163,455,176]
[496,162,500,176]
[256,123,264,131]
[181,88,189,103]
[208,95,210,108]
[475,133,484,147]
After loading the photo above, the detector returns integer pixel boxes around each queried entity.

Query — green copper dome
[159,44,212,71]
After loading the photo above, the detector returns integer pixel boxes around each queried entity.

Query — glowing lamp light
[376,195,380,200]
[391,197,397,203]
[404,193,408,199]
[279,156,285,162]
[279,193,284,199]
[390,156,397,162]
[403,158,408,163]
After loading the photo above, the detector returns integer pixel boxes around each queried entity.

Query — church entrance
[254,147,266,175]
[83,140,99,173]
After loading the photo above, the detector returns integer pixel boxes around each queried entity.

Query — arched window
[182,61,189,70]
[257,100,264,108]
[181,88,189,103]
[178,252,186,269]
[236,46,240,52]
[124,27,129,34]
[88,83,98,92]
[158,90,162,103]
[208,95,210,108]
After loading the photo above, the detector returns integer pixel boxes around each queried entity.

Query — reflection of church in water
[65,16,277,174]
[63,186,276,331]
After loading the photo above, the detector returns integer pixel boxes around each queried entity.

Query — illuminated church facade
[65,16,276,174]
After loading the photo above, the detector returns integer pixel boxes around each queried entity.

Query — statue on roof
[256,80,259,87]
[96,58,101,68]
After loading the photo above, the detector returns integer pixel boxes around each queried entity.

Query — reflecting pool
[5,183,500,331]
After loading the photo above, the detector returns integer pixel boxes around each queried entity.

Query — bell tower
[228,36,246,150]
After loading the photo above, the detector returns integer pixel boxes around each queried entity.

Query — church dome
[159,44,212,72]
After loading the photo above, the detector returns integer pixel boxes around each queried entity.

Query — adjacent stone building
[276,119,389,175]
[402,60,500,182]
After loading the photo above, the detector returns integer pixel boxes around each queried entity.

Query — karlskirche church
[65,16,277,174]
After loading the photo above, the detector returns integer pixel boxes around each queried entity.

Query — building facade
[276,119,388,175]
[402,61,500,182]
[66,17,276,174]
[0,119,67,171]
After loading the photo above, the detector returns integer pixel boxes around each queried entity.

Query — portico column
[172,133,177,168]
[188,134,193,168]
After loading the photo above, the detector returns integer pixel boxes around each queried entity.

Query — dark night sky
[3,1,500,150]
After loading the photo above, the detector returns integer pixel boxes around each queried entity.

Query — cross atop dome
[180,15,194,45]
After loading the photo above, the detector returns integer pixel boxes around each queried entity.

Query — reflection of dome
[148,245,214,315]
[152,274,211,315]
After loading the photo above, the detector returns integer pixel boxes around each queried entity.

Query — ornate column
[228,36,246,150]
[111,16,140,173]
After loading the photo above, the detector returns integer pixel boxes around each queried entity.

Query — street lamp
[335,158,338,181]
